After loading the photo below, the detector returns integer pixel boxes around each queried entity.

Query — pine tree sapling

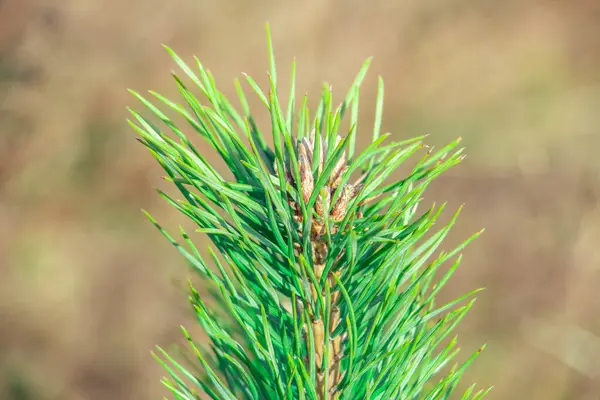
[129,23,490,400]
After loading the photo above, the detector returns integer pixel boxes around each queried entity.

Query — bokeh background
[2,0,600,399]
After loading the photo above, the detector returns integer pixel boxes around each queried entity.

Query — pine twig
[129,22,490,400]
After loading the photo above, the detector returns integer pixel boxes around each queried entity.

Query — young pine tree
[128,24,489,400]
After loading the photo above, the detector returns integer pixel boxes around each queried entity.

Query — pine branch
[129,22,491,400]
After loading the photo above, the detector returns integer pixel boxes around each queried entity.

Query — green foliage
[129,23,489,400]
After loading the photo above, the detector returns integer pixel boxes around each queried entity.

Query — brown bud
[331,185,352,222]
[318,139,326,175]
[350,183,363,199]
[298,141,314,204]
[329,152,347,189]
[299,137,313,166]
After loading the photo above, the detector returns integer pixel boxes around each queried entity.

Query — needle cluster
[128,24,489,400]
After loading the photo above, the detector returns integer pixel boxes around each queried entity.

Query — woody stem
[309,239,343,400]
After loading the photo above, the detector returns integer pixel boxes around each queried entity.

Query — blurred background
[2,0,600,399]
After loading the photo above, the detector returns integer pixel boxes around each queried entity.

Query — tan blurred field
[2,0,600,399]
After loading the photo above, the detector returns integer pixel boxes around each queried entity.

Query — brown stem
[307,240,344,399]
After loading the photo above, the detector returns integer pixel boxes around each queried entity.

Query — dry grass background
[2,0,600,399]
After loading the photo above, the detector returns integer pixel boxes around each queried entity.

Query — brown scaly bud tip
[331,185,353,222]
[316,137,326,175]
[299,137,313,166]
[350,182,363,199]
[298,140,314,204]
[328,150,347,189]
